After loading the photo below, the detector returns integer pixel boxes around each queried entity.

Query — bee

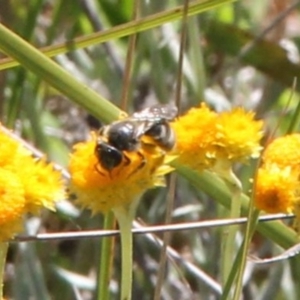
[95,104,177,174]
[131,105,177,151]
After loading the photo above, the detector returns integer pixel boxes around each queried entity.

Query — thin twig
[79,0,123,77]
[154,174,178,299]
[154,1,189,298]
[174,0,189,110]
[14,214,293,242]
[120,0,140,110]
[235,0,300,63]
[135,221,222,296]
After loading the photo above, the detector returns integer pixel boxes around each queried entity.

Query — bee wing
[132,104,178,121]
[133,120,153,137]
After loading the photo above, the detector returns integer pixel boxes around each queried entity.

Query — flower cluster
[172,103,264,172]
[69,133,174,214]
[255,134,300,217]
[0,126,65,241]
[69,104,264,214]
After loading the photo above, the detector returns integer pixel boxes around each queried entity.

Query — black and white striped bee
[95,104,177,173]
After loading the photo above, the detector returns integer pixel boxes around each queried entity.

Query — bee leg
[126,151,146,178]
[94,163,106,177]
[114,153,131,177]
[123,153,131,167]
[136,151,146,170]
[94,164,115,179]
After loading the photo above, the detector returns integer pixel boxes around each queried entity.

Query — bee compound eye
[97,143,123,171]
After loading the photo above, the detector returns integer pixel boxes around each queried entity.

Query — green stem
[233,209,259,300]
[221,210,260,300]
[0,0,237,71]
[0,242,8,299]
[173,163,298,249]
[0,23,120,123]
[232,157,261,300]
[218,169,242,289]
[113,199,140,300]
[97,212,115,300]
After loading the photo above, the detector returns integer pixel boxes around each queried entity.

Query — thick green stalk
[0,0,237,71]
[113,199,140,300]
[232,209,260,300]
[172,162,298,249]
[221,209,260,300]
[221,171,242,288]
[97,212,115,300]
[115,210,133,300]
[0,24,120,123]
[0,242,8,299]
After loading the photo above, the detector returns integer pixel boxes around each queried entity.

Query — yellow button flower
[0,169,26,241]
[0,126,65,240]
[172,103,218,170]
[263,134,300,171]
[69,133,174,214]
[215,107,263,161]
[255,133,300,232]
[172,104,264,172]
[69,117,175,300]
[17,157,66,214]
[254,164,298,214]
[0,128,31,168]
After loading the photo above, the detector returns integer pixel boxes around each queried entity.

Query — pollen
[69,133,174,214]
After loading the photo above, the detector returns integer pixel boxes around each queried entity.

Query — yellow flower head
[17,157,66,214]
[254,164,298,214]
[69,133,174,214]
[172,103,218,170]
[215,107,264,161]
[263,134,300,171]
[0,126,65,240]
[0,128,31,169]
[0,169,26,241]
[172,104,263,173]
[260,134,300,232]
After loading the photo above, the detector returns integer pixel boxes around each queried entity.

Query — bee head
[95,141,123,171]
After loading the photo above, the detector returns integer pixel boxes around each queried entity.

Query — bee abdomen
[145,123,176,151]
